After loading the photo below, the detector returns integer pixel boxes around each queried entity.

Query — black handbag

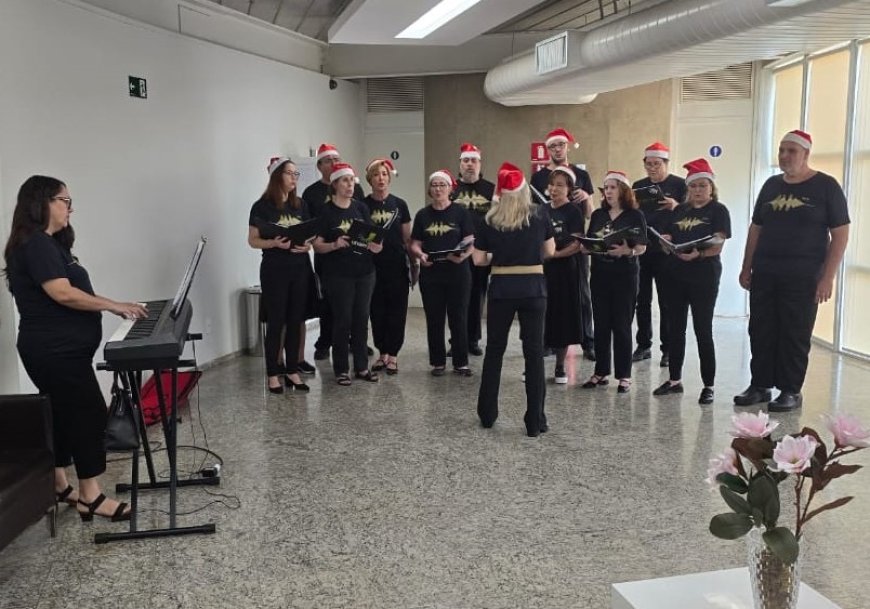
[105,373,141,451]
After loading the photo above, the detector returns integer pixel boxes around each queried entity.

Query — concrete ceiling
[202,0,353,40]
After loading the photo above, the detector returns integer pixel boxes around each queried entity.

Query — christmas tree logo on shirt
[769,194,813,212]
[337,219,353,234]
[675,217,709,232]
[454,191,491,212]
[425,222,456,236]
[276,214,301,228]
[370,208,394,225]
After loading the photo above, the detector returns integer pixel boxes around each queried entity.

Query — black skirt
[544,254,583,348]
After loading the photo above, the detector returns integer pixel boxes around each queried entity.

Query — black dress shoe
[268,384,284,395]
[733,385,772,406]
[539,419,549,433]
[768,391,802,412]
[453,367,473,377]
[632,347,651,362]
[469,343,484,356]
[284,376,310,392]
[297,360,316,375]
[659,353,669,368]
[313,347,330,360]
[653,381,683,396]
[582,349,596,362]
[698,387,714,405]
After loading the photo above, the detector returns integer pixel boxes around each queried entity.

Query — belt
[491,265,544,275]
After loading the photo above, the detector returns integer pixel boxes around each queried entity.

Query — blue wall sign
[709,145,723,158]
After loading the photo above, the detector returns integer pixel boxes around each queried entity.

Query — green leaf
[747,475,775,510]
[720,486,752,514]
[716,473,749,494]
[751,507,764,528]
[763,527,800,564]
[764,482,780,526]
[710,513,754,540]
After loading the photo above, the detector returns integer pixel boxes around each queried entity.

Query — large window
[842,42,870,354]
[805,50,850,344]
[771,65,804,169]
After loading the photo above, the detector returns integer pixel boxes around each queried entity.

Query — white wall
[674,98,755,318]
[0,0,364,392]
[364,109,425,307]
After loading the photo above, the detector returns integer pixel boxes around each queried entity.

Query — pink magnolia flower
[824,413,870,449]
[706,447,740,487]
[730,412,780,439]
[772,435,818,474]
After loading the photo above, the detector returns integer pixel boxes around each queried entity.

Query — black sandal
[355,370,379,383]
[336,373,352,386]
[77,493,131,522]
[371,358,387,372]
[581,375,609,389]
[56,485,77,506]
[385,360,399,376]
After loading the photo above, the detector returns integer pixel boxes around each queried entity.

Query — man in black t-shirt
[301,143,366,360]
[451,142,494,356]
[530,128,595,359]
[631,142,687,367]
[735,130,850,412]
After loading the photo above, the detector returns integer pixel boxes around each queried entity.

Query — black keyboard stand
[94,336,216,544]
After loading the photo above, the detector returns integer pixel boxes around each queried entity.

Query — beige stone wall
[423,73,674,193]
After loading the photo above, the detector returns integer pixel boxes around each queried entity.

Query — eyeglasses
[52,196,73,210]
[283,170,301,178]
[430,183,450,189]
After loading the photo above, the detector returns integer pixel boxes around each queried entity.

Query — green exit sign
[128,76,147,99]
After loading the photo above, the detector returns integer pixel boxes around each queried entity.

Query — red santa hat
[603,170,631,187]
[459,143,482,160]
[428,169,457,191]
[329,162,357,183]
[267,156,291,176]
[683,158,716,184]
[545,128,579,149]
[495,162,527,197]
[550,165,577,185]
[316,143,341,162]
[366,158,398,176]
[781,129,813,150]
[643,142,670,160]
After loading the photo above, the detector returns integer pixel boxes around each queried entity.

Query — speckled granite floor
[2,309,869,609]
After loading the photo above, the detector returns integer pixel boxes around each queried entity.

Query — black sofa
[0,394,56,553]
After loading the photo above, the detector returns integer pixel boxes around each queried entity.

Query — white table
[611,568,841,609]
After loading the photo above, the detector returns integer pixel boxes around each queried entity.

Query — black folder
[575,226,645,254]
[254,217,319,244]
[647,227,723,254]
[347,219,386,254]
[427,237,474,263]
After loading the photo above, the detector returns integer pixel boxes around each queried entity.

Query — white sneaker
[554,367,567,384]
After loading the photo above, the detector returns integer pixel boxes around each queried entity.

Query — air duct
[484,0,870,105]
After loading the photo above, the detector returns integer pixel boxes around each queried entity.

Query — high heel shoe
[284,375,310,392]
[56,485,78,506]
[617,379,632,394]
[77,493,131,522]
[581,375,609,389]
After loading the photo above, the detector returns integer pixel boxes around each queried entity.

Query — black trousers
[591,270,638,379]
[19,353,107,480]
[420,268,471,368]
[313,255,332,351]
[636,251,670,353]
[578,253,594,351]
[370,265,410,356]
[260,262,310,376]
[477,297,547,433]
[323,272,376,376]
[666,268,720,387]
[749,271,818,393]
[467,264,490,345]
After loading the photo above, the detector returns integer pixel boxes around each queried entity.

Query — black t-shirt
[363,194,412,270]
[632,174,686,254]
[751,172,850,277]
[530,164,594,205]
[547,201,585,250]
[8,232,102,358]
[586,207,648,274]
[475,207,554,300]
[411,203,474,279]
[317,200,375,277]
[301,180,366,218]
[248,197,312,268]
[664,201,731,280]
[452,178,495,230]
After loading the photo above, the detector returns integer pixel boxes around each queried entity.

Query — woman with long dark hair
[653,158,731,404]
[473,163,555,437]
[312,163,382,386]
[248,157,314,394]
[580,171,647,394]
[410,169,475,377]
[363,158,412,375]
[3,175,146,521]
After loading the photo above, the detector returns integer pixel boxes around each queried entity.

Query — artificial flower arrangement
[707,411,869,563]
